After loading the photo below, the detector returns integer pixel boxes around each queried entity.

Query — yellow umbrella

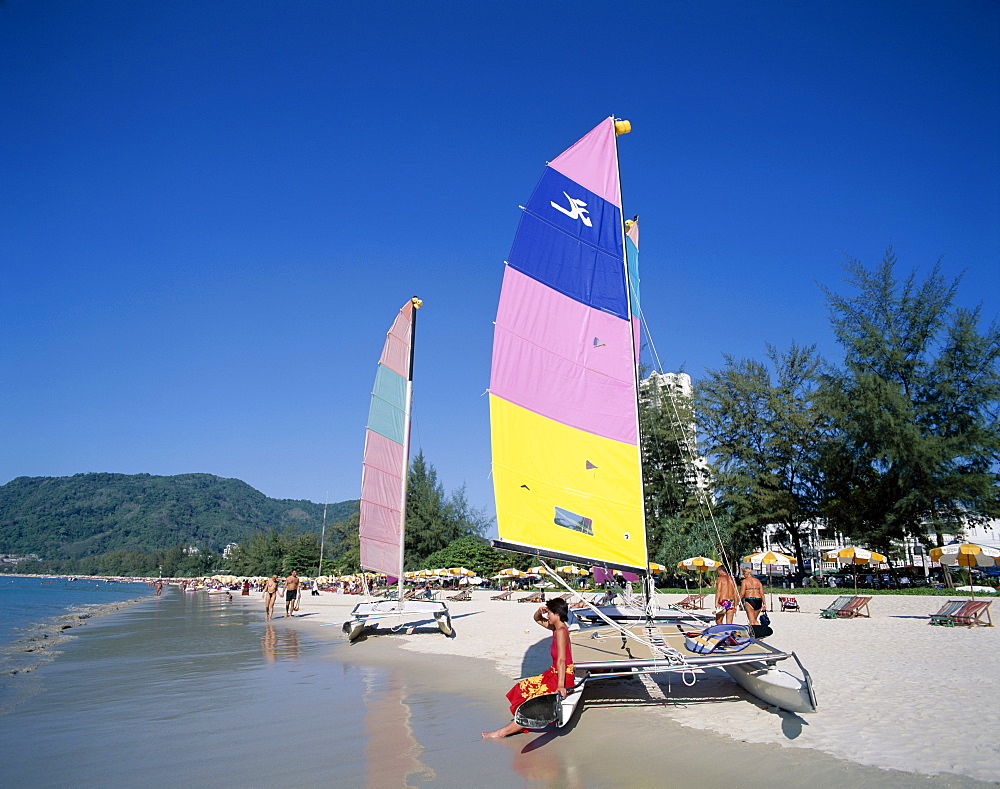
[930,543,1000,601]
[447,567,475,577]
[743,551,797,608]
[496,568,527,577]
[678,556,721,572]
[555,565,587,575]
[647,562,667,573]
[526,566,546,575]
[823,546,886,593]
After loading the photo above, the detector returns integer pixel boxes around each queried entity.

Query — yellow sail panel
[491,394,646,570]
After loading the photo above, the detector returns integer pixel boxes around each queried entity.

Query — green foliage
[403,452,491,567]
[0,472,356,576]
[696,343,827,566]
[818,250,1000,550]
[418,534,510,578]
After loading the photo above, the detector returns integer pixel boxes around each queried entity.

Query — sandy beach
[278,589,1000,784]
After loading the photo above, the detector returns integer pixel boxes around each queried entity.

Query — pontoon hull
[343,599,452,642]
[724,660,817,714]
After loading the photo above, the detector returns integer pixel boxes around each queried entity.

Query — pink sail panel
[360,431,406,577]
[491,267,637,444]
[548,118,621,209]
[379,300,415,378]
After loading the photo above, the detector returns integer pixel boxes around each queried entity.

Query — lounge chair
[779,596,800,612]
[518,591,544,603]
[952,600,993,628]
[819,595,853,619]
[675,593,706,610]
[929,600,966,626]
[447,589,472,601]
[837,596,872,618]
[491,590,513,601]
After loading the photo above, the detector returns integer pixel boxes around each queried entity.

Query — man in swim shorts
[715,568,738,625]
[284,570,300,618]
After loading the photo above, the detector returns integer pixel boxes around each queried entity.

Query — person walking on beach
[482,597,574,739]
[715,568,738,625]
[263,575,279,621]
[284,570,300,618]
[740,568,766,626]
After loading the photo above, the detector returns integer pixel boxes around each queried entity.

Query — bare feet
[481,722,528,739]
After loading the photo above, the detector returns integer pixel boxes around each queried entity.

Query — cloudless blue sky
[2,1,998,529]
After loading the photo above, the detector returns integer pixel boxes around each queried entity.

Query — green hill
[0,473,356,561]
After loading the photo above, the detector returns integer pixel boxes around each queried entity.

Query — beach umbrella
[743,551,797,608]
[823,546,887,593]
[647,562,667,573]
[447,567,475,577]
[526,566,546,575]
[930,543,1000,601]
[495,568,527,578]
[677,557,721,593]
[555,565,587,576]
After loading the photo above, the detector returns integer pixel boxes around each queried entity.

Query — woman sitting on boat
[482,597,574,739]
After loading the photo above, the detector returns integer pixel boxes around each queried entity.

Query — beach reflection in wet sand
[362,666,435,787]
[261,624,301,663]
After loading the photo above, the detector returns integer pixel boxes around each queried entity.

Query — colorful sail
[359,298,421,578]
[490,118,648,573]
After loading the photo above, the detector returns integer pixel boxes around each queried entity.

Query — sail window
[554,507,593,536]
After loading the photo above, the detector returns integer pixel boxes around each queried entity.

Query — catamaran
[488,118,815,724]
[343,298,453,642]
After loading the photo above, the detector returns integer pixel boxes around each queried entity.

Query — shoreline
[264,589,999,784]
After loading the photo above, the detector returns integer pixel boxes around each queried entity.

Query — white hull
[343,599,452,641]
[724,660,817,714]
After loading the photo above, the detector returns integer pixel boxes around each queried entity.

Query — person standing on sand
[715,568,738,625]
[284,570,300,618]
[263,575,279,620]
[482,597,574,739]
[740,568,766,626]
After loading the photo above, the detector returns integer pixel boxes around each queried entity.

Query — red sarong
[506,665,575,715]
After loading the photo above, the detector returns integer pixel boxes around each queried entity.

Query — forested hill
[0,473,356,560]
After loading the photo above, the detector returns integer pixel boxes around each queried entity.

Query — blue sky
[2,1,997,526]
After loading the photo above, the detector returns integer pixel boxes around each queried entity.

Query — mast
[396,297,420,608]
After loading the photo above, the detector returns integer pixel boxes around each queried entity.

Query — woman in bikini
[482,597,574,739]
[740,567,766,626]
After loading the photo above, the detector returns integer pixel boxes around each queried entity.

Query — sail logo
[550,192,593,227]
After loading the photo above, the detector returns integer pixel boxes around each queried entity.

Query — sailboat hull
[343,599,452,641]
[723,660,817,714]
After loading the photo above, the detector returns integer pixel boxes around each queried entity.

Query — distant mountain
[0,473,357,560]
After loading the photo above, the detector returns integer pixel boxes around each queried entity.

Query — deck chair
[447,589,472,601]
[837,596,872,618]
[491,590,513,601]
[518,591,544,603]
[779,596,800,612]
[952,600,992,628]
[929,600,966,626]
[676,594,706,610]
[819,595,853,618]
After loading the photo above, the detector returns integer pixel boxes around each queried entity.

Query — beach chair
[518,591,544,603]
[837,596,872,618]
[929,600,966,626]
[676,594,707,610]
[447,589,472,601]
[952,600,992,628]
[779,596,800,612]
[491,590,513,601]
[819,596,853,619]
